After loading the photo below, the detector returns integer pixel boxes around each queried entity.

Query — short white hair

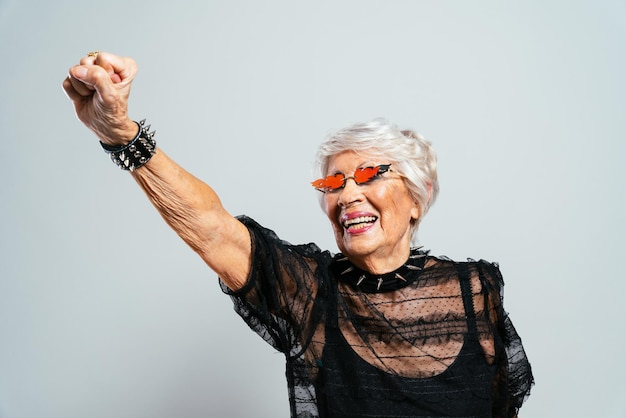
[314,118,439,243]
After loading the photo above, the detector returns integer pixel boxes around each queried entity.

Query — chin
[339,239,377,258]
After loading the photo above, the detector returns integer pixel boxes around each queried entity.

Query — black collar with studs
[330,248,429,293]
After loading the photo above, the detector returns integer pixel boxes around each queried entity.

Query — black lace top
[220,216,533,418]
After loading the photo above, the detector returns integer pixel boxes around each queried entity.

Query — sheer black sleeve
[219,215,331,357]
[478,261,534,417]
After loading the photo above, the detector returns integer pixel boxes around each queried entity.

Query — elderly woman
[63,52,533,418]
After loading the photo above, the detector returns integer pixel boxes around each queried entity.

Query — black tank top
[315,267,496,417]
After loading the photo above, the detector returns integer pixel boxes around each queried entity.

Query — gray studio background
[1,1,624,417]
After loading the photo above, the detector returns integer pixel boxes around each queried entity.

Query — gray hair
[314,118,439,242]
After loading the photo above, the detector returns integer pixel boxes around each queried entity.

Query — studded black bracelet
[100,119,156,171]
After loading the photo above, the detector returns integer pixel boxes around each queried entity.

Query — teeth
[343,216,377,228]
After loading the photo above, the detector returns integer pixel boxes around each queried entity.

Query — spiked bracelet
[100,120,156,171]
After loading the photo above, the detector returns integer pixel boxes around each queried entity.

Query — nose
[337,177,364,208]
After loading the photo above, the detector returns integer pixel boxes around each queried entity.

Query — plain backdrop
[0,0,624,417]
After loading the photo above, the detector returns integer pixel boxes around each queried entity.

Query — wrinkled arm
[130,150,251,289]
[62,52,251,290]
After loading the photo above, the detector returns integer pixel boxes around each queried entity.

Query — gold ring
[86,51,100,58]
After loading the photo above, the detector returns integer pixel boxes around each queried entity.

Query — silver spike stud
[356,275,366,286]
[341,266,354,275]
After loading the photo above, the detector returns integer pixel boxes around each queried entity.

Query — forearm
[131,150,218,247]
[130,149,251,289]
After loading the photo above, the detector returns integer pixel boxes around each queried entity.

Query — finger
[80,54,97,66]
[93,51,137,85]
[65,68,96,97]
[68,64,116,102]
[62,76,87,102]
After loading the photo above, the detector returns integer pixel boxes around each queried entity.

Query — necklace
[330,247,429,293]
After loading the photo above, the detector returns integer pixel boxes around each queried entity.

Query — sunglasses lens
[354,166,380,184]
[311,179,326,189]
[311,173,346,191]
[325,173,345,189]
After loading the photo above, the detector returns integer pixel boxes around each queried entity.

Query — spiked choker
[331,248,429,293]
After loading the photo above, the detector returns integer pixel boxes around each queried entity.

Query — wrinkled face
[322,150,420,271]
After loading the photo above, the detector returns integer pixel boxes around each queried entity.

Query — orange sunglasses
[311,164,393,192]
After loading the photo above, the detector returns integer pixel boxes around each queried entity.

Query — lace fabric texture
[220,216,533,418]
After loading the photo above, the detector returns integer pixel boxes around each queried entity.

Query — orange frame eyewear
[311,164,392,192]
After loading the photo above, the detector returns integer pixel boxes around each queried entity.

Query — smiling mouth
[343,216,378,230]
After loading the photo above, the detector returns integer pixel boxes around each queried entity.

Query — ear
[411,182,433,221]
[410,200,421,221]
